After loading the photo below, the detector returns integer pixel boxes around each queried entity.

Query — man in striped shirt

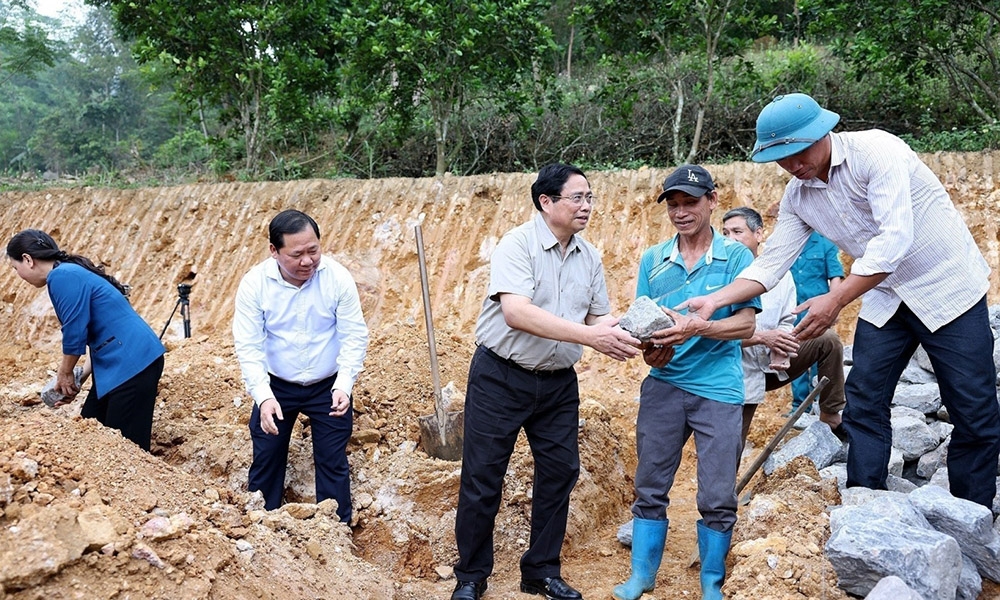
[684,92,1000,510]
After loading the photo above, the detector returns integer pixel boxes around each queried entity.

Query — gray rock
[892,408,941,461]
[909,485,1000,583]
[839,488,909,508]
[887,474,919,494]
[863,576,926,600]
[958,554,983,600]
[829,495,931,534]
[826,518,961,600]
[900,362,937,385]
[893,382,943,414]
[763,421,844,475]
[619,296,674,342]
[929,421,954,442]
[889,446,905,478]
[819,463,848,490]
[616,519,633,547]
[917,437,949,480]
[914,345,935,374]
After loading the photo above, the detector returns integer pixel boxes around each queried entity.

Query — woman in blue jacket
[7,229,165,451]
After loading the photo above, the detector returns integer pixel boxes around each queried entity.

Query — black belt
[480,346,574,377]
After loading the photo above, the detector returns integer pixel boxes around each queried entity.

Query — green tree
[576,0,773,164]
[341,0,555,176]
[0,0,58,83]
[807,0,1000,125]
[92,0,347,173]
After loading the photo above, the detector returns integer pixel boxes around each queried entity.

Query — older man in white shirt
[721,207,846,447]
[233,209,369,522]
[686,93,1000,510]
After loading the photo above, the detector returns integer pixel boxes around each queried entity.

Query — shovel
[414,225,465,461]
[687,376,831,567]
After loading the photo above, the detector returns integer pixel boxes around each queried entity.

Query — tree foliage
[340,0,555,176]
[575,0,775,163]
[91,0,347,172]
[807,0,1000,125]
[0,0,58,83]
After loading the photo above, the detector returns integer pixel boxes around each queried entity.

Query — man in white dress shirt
[233,209,369,521]
[685,93,1000,509]
[721,207,845,446]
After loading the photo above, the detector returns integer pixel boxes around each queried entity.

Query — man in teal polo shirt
[614,165,759,600]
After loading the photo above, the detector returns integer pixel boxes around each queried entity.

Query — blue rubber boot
[697,520,732,600]
[612,518,668,600]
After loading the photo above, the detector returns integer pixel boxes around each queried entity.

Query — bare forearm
[710,279,767,310]
[58,354,81,377]
[503,301,592,345]
[831,273,888,308]
[697,309,756,341]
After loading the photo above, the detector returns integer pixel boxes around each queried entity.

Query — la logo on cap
[686,169,700,183]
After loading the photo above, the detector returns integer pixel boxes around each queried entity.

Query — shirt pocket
[563,281,595,318]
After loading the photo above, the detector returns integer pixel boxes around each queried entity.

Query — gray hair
[722,207,764,232]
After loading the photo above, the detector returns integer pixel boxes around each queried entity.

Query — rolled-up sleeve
[738,196,812,291]
[846,151,913,276]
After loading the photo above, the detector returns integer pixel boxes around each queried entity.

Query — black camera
[178,283,193,299]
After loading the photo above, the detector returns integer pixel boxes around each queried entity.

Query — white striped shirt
[739,130,989,332]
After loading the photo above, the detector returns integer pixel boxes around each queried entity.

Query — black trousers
[248,373,353,522]
[81,355,164,452]
[454,345,580,582]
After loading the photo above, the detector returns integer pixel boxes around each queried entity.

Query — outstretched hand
[588,317,641,361]
[675,295,717,321]
[792,292,842,340]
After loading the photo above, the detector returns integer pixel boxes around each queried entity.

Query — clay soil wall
[3,153,999,370]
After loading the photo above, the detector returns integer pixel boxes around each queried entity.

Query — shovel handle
[415,226,444,426]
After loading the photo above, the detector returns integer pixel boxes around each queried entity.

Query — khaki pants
[765,328,845,415]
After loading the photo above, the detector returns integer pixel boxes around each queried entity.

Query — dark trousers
[454,346,580,583]
[632,377,742,532]
[845,297,1000,508]
[248,373,353,522]
[81,355,163,452]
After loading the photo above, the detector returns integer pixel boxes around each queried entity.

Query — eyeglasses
[549,193,596,206]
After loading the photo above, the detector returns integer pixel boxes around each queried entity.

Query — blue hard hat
[750,93,840,163]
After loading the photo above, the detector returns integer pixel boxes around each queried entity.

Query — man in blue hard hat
[681,92,1000,510]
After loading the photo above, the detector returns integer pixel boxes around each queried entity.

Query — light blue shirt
[636,229,760,405]
[233,256,369,406]
[790,231,844,305]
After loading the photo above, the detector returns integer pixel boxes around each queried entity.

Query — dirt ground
[2,156,1000,599]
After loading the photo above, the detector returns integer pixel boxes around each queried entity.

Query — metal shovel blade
[414,224,465,461]
[418,410,465,462]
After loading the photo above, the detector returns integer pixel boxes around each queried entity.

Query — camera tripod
[159,283,192,340]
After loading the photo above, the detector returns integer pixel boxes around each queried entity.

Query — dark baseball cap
[656,164,716,203]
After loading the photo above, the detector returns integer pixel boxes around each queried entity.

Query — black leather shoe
[450,579,487,600]
[520,576,583,600]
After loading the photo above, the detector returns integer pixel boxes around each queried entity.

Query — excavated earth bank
[1,154,999,599]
